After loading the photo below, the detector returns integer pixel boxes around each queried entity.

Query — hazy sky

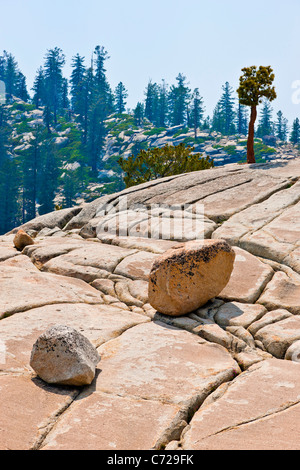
[1,0,300,123]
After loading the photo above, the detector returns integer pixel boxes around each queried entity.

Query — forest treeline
[0,46,299,234]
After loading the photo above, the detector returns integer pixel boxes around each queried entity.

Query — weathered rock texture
[148,240,235,315]
[13,229,34,251]
[1,156,300,450]
[30,325,101,386]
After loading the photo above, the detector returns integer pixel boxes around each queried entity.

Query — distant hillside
[0,96,299,235]
[1,47,300,234]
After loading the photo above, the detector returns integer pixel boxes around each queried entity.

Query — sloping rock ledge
[1,157,300,450]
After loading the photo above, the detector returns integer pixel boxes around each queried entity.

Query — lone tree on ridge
[237,66,277,164]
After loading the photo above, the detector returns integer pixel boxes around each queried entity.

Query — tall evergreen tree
[81,67,94,144]
[16,73,29,102]
[43,47,66,124]
[70,54,86,117]
[190,88,204,138]
[219,82,236,134]
[0,55,5,83]
[21,126,44,221]
[236,103,248,135]
[32,67,45,108]
[290,118,300,144]
[3,51,19,100]
[275,110,288,142]
[202,115,211,130]
[38,140,60,214]
[0,106,19,232]
[144,80,159,124]
[168,74,191,126]
[85,46,113,176]
[211,100,225,133]
[133,102,144,127]
[0,51,28,102]
[256,99,274,137]
[61,78,70,111]
[87,99,107,175]
[282,117,288,142]
[93,45,114,115]
[114,82,128,114]
[157,80,168,127]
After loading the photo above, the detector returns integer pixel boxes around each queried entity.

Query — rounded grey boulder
[30,325,101,386]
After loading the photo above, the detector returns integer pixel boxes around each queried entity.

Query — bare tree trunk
[247,105,257,164]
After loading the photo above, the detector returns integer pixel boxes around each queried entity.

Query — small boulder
[13,229,34,251]
[148,240,235,316]
[30,325,100,386]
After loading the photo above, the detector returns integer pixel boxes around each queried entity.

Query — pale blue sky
[1,0,300,124]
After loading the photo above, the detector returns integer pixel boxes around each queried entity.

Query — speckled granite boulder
[30,325,100,386]
[148,240,235,316]
[13,229,34,251]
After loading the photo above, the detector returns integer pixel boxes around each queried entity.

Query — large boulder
[30,325,101,386]
[148,240,235,316]
[13,229,34,251]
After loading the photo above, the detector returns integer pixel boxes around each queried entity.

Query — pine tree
[32,67,45,108]
[61,78,70,111]
[86,46,114,176]
[236,103,249,135]
[0,51,29,102]
[257,99,274,137]
[211,101,225,133]
[168,74,191,126]
[21,126,43,221]
[282,117,288,142]
[275,111,288,141]
[157,80,168,127]
[3,51,19,100]
[38,140,60,215]
[70,54,86,117]
[0,106,19,232]
[0,55,5,83]
[144,80,159,124]
[43,47,66,124]
[133,102,144,127]
[0,154,20,232]
[219,82,236,135]
[87,100,107,175]
[190,88,204,138]
[237,66,276,163]
[202,116,211,130]
[114,82,128,114]
[43,104,53,134]
[16,73,29,102]
[93,45,114,115]
[81,67,94,144]
[290,118,300,144]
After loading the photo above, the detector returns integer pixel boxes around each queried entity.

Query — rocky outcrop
[0,156,300,450]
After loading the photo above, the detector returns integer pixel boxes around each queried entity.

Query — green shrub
[173,127,189,138]
[143,127,166,136]
[238,142,276,163]
[223,145,237,156]
[118,143,214,188]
